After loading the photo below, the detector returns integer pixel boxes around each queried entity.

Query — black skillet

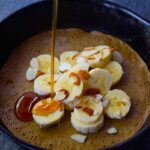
[0,0,150,149]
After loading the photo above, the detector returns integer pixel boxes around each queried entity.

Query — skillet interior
[0,0,150,150]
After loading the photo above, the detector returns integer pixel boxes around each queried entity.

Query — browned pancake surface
[0,29,150,150]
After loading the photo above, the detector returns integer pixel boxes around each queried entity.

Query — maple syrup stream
[51,0,58,101]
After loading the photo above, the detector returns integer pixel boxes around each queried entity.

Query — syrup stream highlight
[51,0,58,101]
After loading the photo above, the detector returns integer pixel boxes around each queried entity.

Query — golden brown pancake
[0,29,150,149]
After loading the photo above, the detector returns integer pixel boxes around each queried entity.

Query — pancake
[0,28,150,149]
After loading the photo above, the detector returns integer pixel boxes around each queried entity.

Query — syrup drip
[50,0,58,101]
[15,92,41,121]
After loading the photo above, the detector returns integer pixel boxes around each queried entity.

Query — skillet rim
[0,0,150,149]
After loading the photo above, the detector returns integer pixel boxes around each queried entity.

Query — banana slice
[60,51,79,66]
[86,53,102,68]
[104,61,123,86]
[85,68,112,95]
[71,113,104,134]
[73,96,103,124]
[55,63,90,110]
[95,45,113,67]
[81,49,99,57]
[103,89,131,119]
[55,68,83,105]
[32,98,64,128]
[34,74,58,95]
[37,54,60,74]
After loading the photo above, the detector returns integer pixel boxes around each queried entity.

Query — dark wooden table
[0,0,150,150]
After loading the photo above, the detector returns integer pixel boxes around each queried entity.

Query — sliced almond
[81,49,99,57]
[30,57,39,70]
[102,98,110,108]
[59,62,72,72]
[71,134,87,143]
[112,51,123,64]
[69,72,81,86]
[54,89,69,101]
[94,94,103,103]
[26,67,38,81]
[107,127,118,134]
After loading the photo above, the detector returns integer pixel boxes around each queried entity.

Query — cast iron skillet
[0,0,150,149]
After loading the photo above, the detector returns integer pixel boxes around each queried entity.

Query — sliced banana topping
[26,44,131,135]
[34,74,58,95]
[85,68,112,95]
[95,45,113,67]
[74,96,103,124]
[105,61,123,86]
[71,113,104,134]
[55,68,83,105]
[60,51,79,66]
[37,54,60,74]
[86,53,102,68]
[81,49,99,57]
[32,98,64,128]
[71,95,104,134]
[103,89,131,119]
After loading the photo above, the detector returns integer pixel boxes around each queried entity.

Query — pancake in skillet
[0,29,150,149]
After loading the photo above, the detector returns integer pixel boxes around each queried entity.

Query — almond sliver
[26,67,37,81]
[107,127,117,134]
[55,89,69,101]
[71,134,87,143]
[94,94,103,102]
[30,57,39,70]
[102,98,110,108]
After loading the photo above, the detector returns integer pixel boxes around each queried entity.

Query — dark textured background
[0,0,150,150]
